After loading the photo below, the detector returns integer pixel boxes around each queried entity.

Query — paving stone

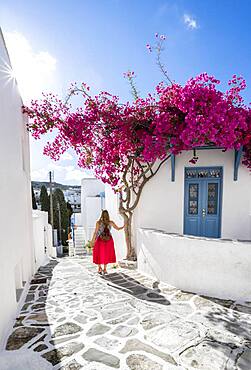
[120,338,177,365]
[52,322,82,337]
[82,348,120,368]
[31,278,47,284]
[127,316,140,325]
[39,291,47,297]
[236,349,251,370]
[111,325,138,338]
[171,291,194,302]
[100,306,133,320]
[59,360,83,370]
[193,296,216,310]
[107,313,132,325]
[37,296,47,303]
[191,310,251,340]
[140,312,177,330]
[21,303,31,311]
[160,287,180,297]
[50,333,80,345]
[31,303,46,310]
[74,314,88,324]
[27,313,48,322]
[94,336,121,350]
[29,285,38,291]
[146,292,163,299]
[14,315,26,327]
[34,343,48,352]
[42,342,84,365]
[146,320,200,352]
[86,323,111,336]
[6,327,44,350]
[234,304,251,315]
[165,302,194,316]
[207,328,243,347]
[25,293,35,302]
[180,340,233,369]
[126,354,163,370]
[38,284,49,290]
[28,334,47,349]
[201,295,234,309]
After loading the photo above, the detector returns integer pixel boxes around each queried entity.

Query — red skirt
[93,236,116,265]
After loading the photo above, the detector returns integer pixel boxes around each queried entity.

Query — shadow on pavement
[102,272,170,306]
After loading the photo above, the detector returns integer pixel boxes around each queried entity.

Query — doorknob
[202,208,206,217]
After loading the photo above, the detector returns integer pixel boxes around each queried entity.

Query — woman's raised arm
[110,221,124,231]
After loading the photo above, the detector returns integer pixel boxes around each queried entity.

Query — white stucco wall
[85,197,103,240]
[137,228,251,300]
[135,149,251,241]
[32,210,56,267]
[0,29,35,348]
[81,178,105,241]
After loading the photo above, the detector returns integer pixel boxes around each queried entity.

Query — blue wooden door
[184,167,222,238]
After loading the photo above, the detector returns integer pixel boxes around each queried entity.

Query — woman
[91,210,124,275]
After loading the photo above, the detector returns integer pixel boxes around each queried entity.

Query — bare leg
[103,264,107,274]
[98,264,102,273]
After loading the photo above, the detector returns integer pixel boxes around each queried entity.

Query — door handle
[202,208,206,217]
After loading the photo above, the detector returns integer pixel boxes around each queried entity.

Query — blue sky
[1,0,251,184]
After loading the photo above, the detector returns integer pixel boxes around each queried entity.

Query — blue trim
[234,146,243,181]
[183,166,223,238]
[171,154,175,182]
[192,146,224,150]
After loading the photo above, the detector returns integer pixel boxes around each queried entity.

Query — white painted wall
[135,149,251,241]
[137,228,251,300]
[32,210,56,267]
[72,212,82,226]
[81,178,105,241]
[85,197,101,240]
[0,29,35,347]
[0,30,56,348]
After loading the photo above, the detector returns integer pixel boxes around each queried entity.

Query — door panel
[184,181,202,236]
[202,180,221,237]
[184,167,222,238]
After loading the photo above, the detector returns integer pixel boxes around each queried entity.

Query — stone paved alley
[2,257,251,370]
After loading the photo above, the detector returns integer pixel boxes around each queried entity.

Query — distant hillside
[32,181,81,190]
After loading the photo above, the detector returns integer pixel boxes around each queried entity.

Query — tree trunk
[119,206,136,261]
[118,155,170,261]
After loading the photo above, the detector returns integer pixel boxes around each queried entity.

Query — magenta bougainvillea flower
[23,73,251,190]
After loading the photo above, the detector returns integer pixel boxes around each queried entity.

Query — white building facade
[81,178,105,241]
[0,29,54,348]
[106,149,251,300]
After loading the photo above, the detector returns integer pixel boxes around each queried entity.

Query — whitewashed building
[106,148,251,300]
[81,177,105,241]
[0,29,54,348]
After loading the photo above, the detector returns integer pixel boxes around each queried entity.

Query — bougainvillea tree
[24,35,251,260]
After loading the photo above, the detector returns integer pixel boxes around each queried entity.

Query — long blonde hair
[99,210,110,227]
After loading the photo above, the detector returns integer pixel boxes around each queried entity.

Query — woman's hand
[110,221,125,231]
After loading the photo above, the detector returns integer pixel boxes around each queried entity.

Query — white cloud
[31,168,49,181]
[183,14,198,30]
[61,152,73,161]
[31,163,93,184]
[65,169,92,182]
[3,31,57,102]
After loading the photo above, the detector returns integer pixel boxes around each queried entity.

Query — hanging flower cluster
[23,72,251,189]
